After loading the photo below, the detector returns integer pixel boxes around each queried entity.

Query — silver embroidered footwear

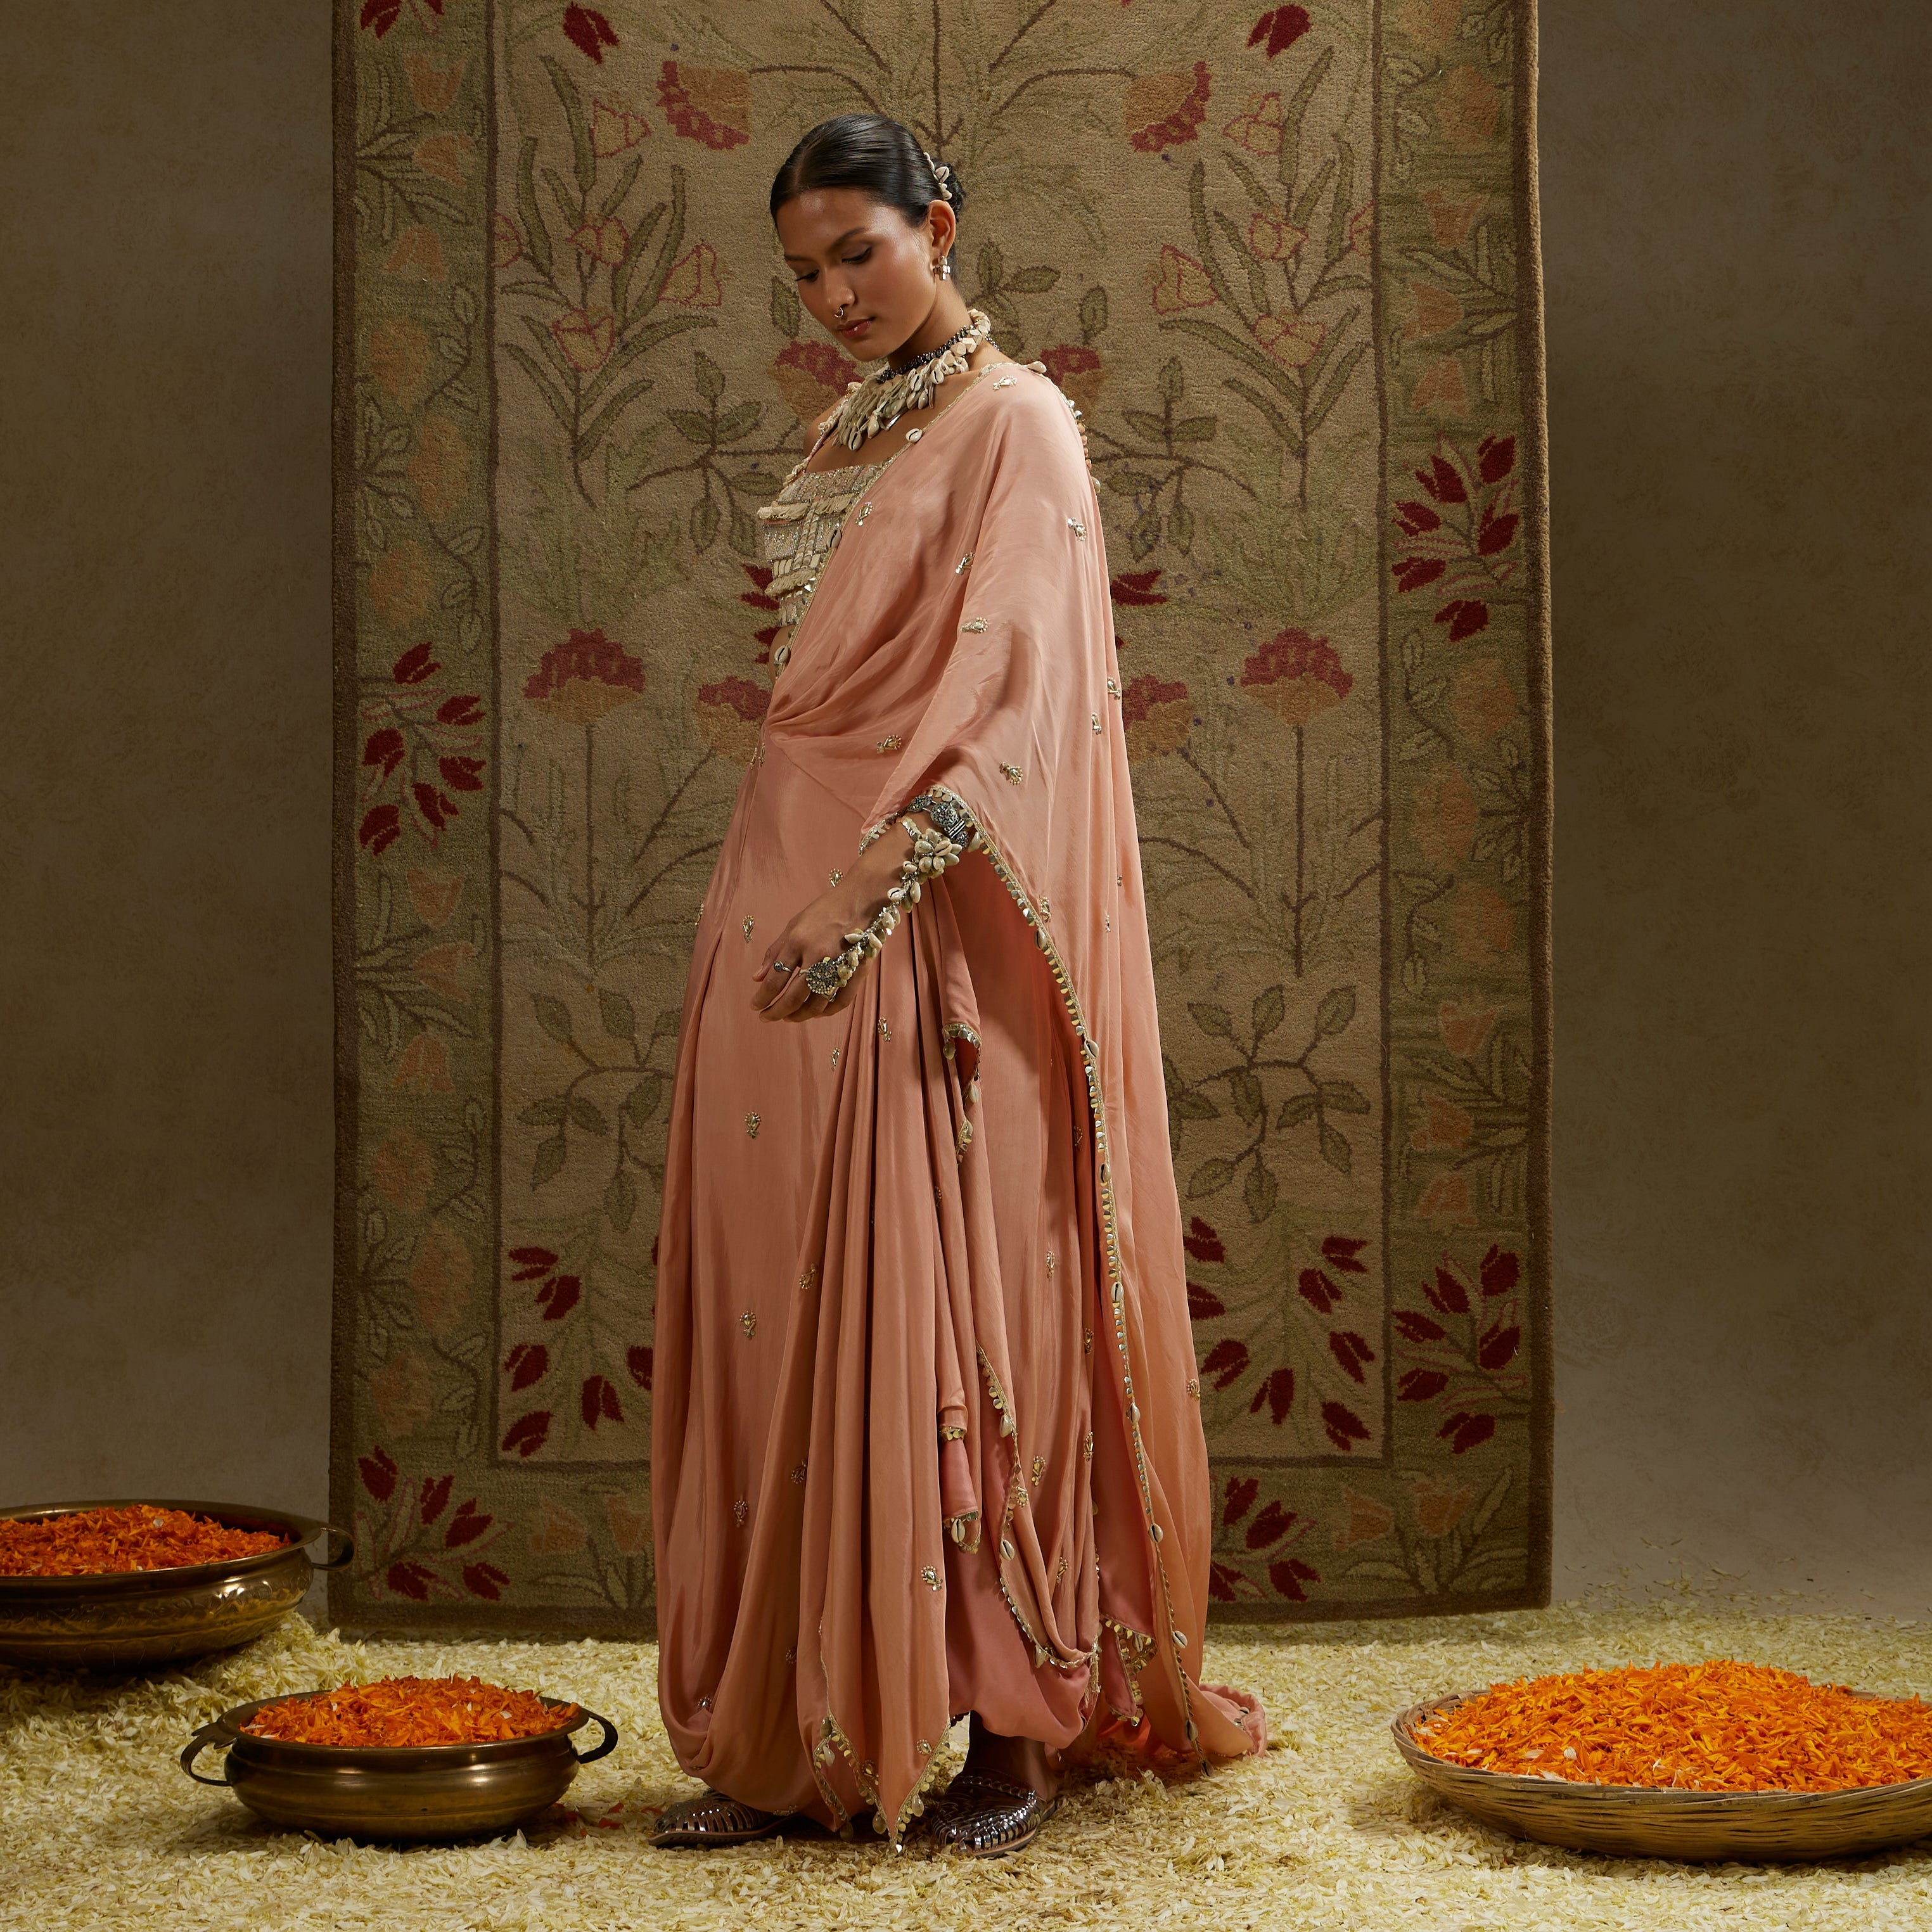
[649,1788,791,1848]
[926,1769,1060,1857]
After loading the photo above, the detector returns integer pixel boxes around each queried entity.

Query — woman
[649,114,1264,1858]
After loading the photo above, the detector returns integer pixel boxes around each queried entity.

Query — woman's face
[776,186,952,358]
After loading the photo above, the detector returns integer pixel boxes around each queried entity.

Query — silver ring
[770,959,794,975]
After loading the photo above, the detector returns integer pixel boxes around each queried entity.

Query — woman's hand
[749,819,926,1023]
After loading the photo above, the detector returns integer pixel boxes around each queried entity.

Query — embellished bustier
[753,457,892,656]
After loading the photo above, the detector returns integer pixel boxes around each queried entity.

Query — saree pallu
[651,365,1264,1843]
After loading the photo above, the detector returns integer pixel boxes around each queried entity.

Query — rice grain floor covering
[6,1596,1932,1930]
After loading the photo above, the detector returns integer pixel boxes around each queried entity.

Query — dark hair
[769,114,965,272]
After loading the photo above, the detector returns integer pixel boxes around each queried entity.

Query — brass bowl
[1394,1690,1932,1862]
[181,1692,618,1840]
[0,1497,352,1671]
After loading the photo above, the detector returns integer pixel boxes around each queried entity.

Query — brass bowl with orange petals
[180,1692,617,1840]
[0,1497,351,1670]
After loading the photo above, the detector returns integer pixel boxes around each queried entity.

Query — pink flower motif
[1149,245,1219,314]
[1123,62,1212,153]
[569,216,629,267]
[657,61,750,149]
[1250,311,1326,368]
[592,99,651,156]
[662,241,723,306]
[1040,342,1108,418]
[523,627,645,724]
[771,338,860,425]
[1246,213,1306,260]
[1120,674,1192,762]
[550,307,615,373]
[694,676,771,765]
[1238,627,1353,727]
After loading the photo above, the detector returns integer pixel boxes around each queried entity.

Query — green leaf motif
[623,1072,665,1127]
[540,54,596,197]
[1157,355,1186,404]
[1314,985,1357,1037]
[1189,1002,1234,1038]
[1252,985,1285,1040]
[1231,1068,1263,1127]
[1277,1092,1317,1129]
[1319,1122,1352,1175]
[1319,1078,1369,1114]
[568,1096,610,1137]
[1188,1158,1235,1199]
[668,409,713,446]
[1244,1155,1277,1222]
[693,349,724,402]
[1171,1089,1220,1122]
[518,1097,566,1127]
[604,1168,637,1233]
[532,1136,568,1188]
[533,994,575,1043]
[1079,285,1109,342]
[599,989,636,1039]
[771,275,801,338]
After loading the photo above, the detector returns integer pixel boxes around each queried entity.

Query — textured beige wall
[3,3,1928,1615]
[1542,0,1932,1611]
[0,6,335,1517]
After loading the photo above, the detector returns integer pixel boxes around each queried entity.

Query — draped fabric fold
[651,363,1264,1844]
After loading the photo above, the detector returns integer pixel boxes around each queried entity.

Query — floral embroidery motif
[790,1461,807,1483]
[1046,1250,1057,1275]
[1067,516,1087,539]
[878,1018,892,1040]
[742,918,754,941]
[1001,764,1023,784]
[799,1263,819,1290]
[745,1113,760,1137]
[829,869,841,885]
[961,618,987,633]
[956,553,973,574]
[739,1312,757,1338]
[877,735,901,752]
[732,1500,748,1527]
[1032,1454,1046,1486]
[921,1566,940,1590]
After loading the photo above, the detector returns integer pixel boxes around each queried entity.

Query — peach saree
[650,361,1263,1843]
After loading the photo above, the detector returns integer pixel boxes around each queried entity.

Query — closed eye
[796,247,872,283]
